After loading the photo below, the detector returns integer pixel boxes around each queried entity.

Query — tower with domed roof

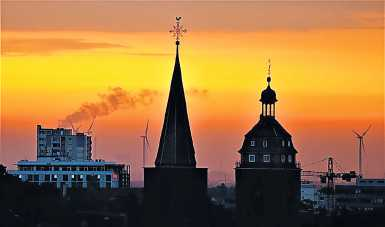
[235,60,301,227]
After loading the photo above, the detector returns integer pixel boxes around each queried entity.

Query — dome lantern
[260,59,277,117]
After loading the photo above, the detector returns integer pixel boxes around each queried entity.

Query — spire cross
[169,17,187,45]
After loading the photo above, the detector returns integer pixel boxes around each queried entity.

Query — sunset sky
[1,1,384,183]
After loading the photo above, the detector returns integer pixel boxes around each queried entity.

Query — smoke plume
[62,87,158,126]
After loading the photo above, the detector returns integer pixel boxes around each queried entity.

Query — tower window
[263,154,270,163]
[262,139,268,148]
[249,154,256,162]
[250,140,256,147]
[288,141,291,147]
[288,155,293,163]
[281,154,286,163]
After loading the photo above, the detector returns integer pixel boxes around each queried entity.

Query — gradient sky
[1,1,384,184]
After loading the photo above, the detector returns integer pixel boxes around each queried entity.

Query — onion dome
[260,76,277,104]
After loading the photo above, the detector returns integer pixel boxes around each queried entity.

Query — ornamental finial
[169,17,187,45]
[267,59,272,85]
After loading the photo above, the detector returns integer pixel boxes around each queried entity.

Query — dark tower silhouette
[144,17,208,227]
[235,60,301,227]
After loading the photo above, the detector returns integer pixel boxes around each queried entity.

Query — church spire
[155,17,196,167]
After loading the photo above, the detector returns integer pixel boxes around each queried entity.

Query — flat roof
[16,160,125,166]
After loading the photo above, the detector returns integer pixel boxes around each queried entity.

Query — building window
[106,175,112,182]
[282,140,285,147]
[262,139,268,148]
[288,141,291,147]
[288,155,293,163]
[63,175,68,181]
[250,140,256,147]
[249,154,256,162]
[33,175,39,182]
[263,154,270,163]
[281,154,286,163]
[45,175,50,181]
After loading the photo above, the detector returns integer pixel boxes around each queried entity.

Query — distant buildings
[235,62,301,227]
[334,179,385,209]
[8,125,129,189]
[37,125,92,161]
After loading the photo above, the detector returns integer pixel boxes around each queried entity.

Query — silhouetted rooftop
[155,44,196,167]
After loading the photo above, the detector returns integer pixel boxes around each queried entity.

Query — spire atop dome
[260,59,277,118]
[267,58,272,85]
[155,18,196,167]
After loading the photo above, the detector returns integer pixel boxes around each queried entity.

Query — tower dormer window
[281,154,286,163]
[288,155,292,163]
[249,154,256,162]
[250,140,256,147]
[262,139,268,148]
[263,154,270,163]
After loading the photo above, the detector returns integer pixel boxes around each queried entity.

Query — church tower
[144,17,208,227]
[235,60,301,227]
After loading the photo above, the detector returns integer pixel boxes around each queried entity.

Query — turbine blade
[145,137,150,152]
[87,117,96,133]
[145,120,149,135]
[362,125,371,137]
[69,120,75,132]
[352,130,360,137]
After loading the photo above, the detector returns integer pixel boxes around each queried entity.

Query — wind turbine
[85,117,96,159]
[352,125,371,179]
[85,117,95,135]
[68,120,80,134]
[141,120,150,168]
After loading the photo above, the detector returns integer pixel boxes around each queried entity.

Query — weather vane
[267,59,272,84]
[169,17,187,45]
[267,59,272,76]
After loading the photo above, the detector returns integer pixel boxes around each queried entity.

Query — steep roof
[155,45,196,167]
[245,116,291,138]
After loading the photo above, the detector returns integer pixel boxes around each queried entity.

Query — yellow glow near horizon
[1,28,384,179]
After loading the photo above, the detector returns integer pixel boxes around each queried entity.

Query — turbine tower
[352,125,371,179]
[141,120,150,168]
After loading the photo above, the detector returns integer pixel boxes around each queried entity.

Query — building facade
[37,125,92,161]
[334,179,385,209]
[8,125,129,189]
[235,62,301,227]
[8,160,129,189]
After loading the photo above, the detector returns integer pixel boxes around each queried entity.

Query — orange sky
[1,1,384,183]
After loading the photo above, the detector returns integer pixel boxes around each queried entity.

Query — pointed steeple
[155,18,196,167]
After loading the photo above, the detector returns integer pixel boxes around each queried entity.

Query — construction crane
[302,157,357,210]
